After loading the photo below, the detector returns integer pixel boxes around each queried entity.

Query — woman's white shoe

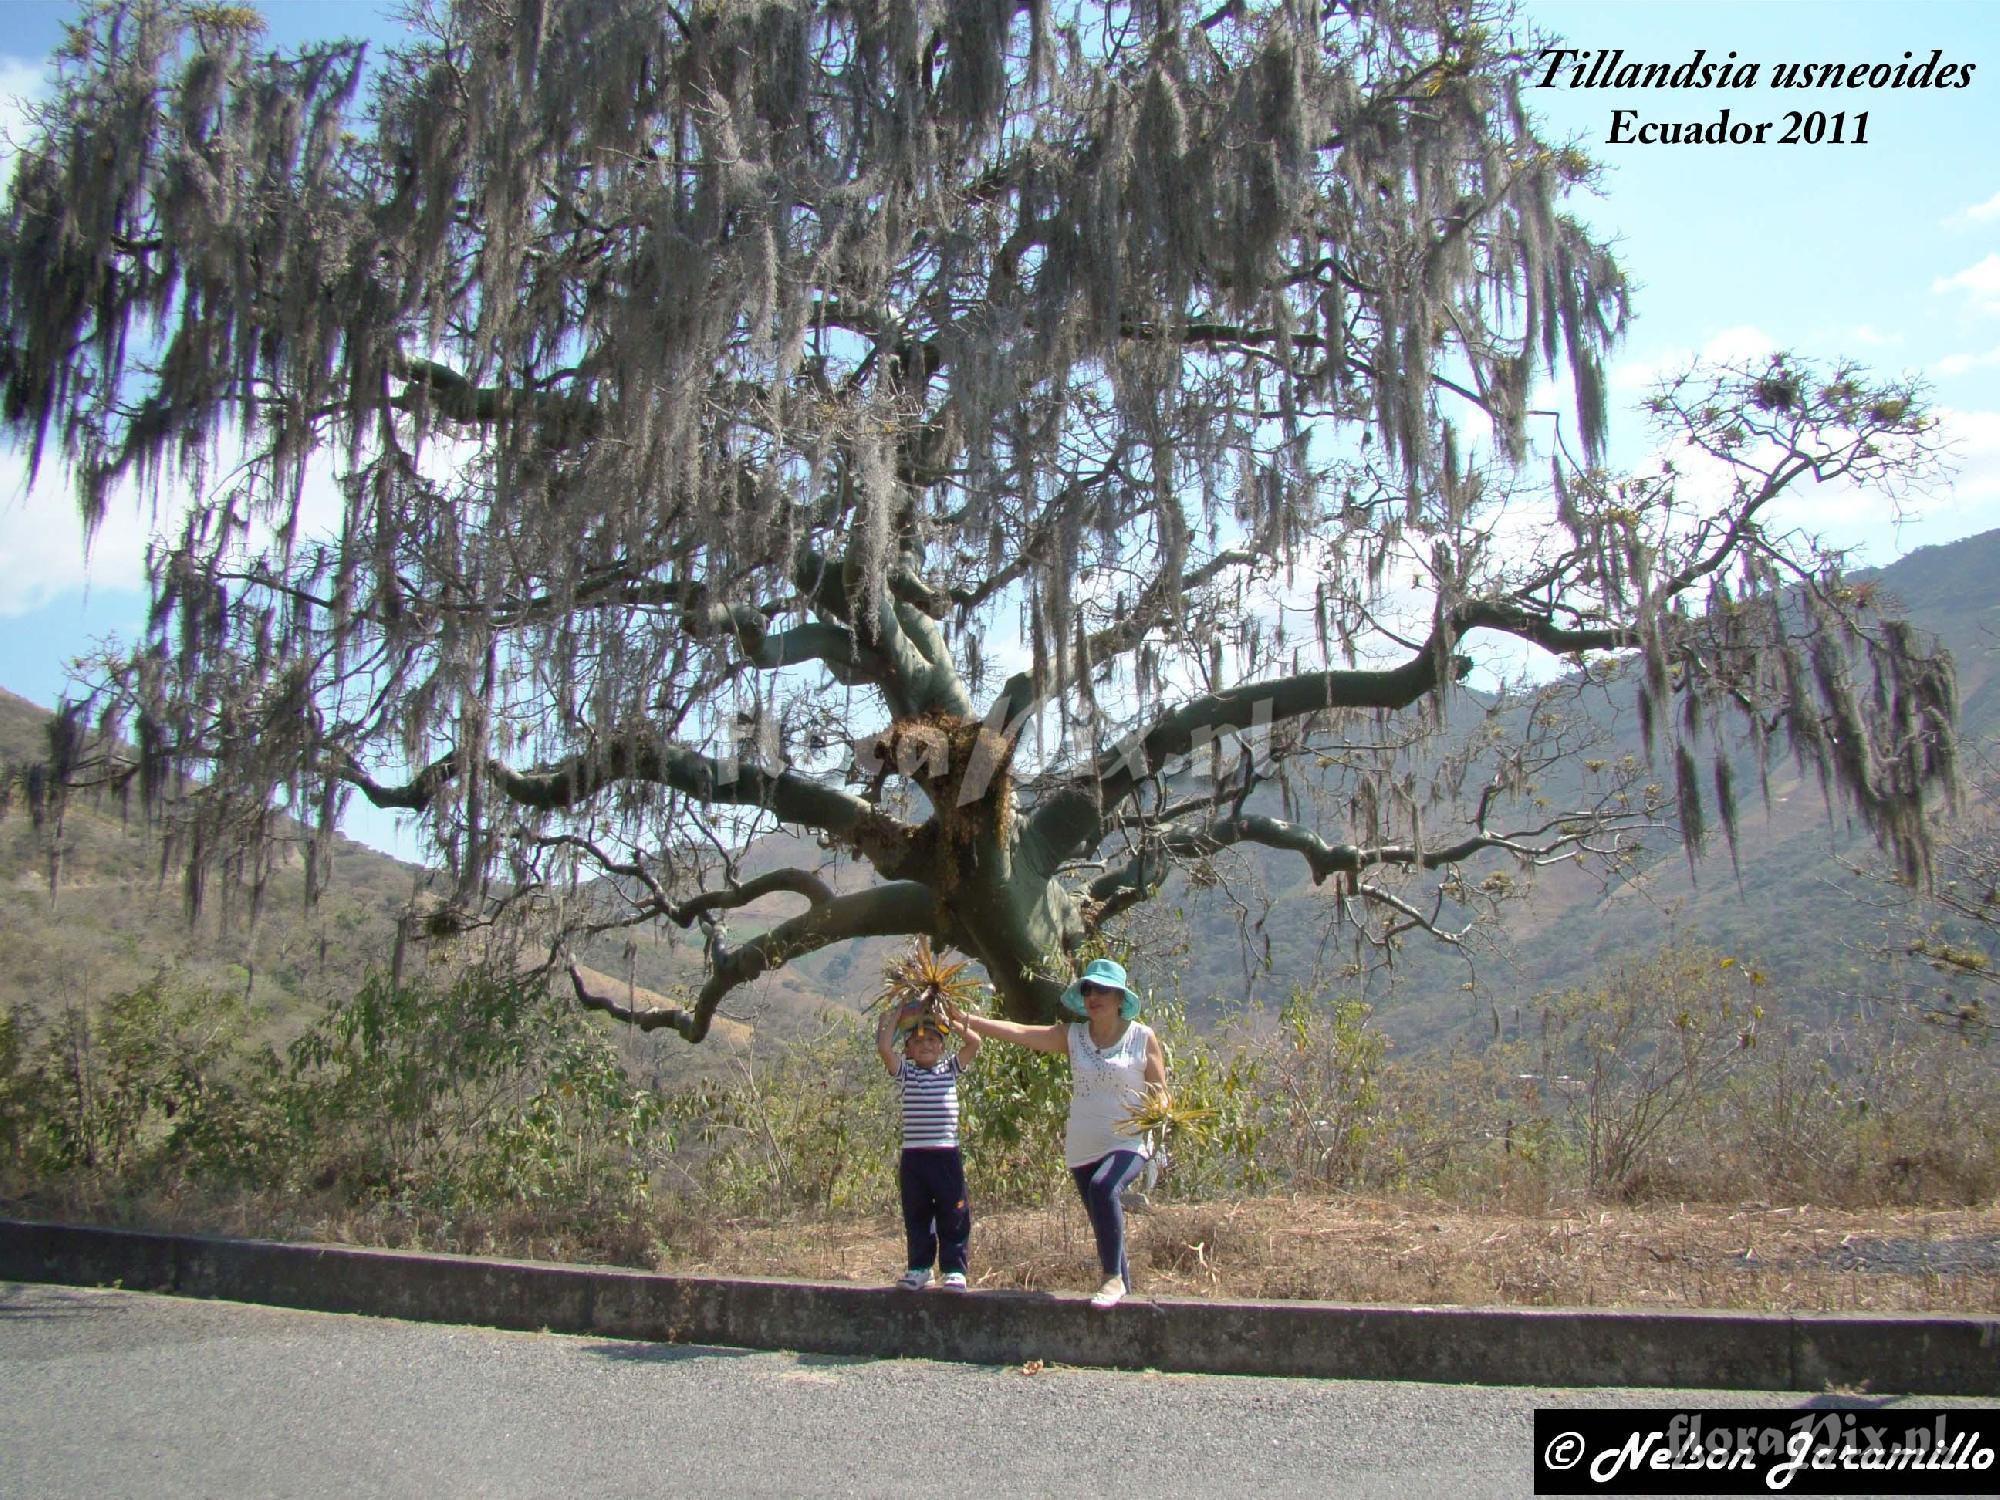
[1089,1275,1126,1309]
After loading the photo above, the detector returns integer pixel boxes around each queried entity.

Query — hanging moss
[0,1,1953,1030]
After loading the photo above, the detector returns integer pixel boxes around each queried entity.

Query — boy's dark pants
[898,1146,970,1274]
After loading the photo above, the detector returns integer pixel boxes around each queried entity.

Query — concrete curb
[3,1217,1996,1393]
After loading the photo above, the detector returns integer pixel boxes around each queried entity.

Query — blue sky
[0,0,1996,858]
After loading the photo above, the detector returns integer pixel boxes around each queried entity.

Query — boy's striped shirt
[897,1057,963,1148]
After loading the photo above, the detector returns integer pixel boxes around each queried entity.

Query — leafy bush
[660,1019,895,1218]
[1530,948,1765,1198]
[285,968,672,1228]
[466,1019,670,1220]
[1140,998,1273,1198]
[958,1030,1071,1206]
[4,976,280,1185]
[1263,991,1384,1191]
[0,1000,31,1171]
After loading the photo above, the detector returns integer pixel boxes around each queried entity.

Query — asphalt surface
[0,1281,1987,1499]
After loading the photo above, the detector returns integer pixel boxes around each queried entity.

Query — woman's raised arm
[946,1004,1068,1054]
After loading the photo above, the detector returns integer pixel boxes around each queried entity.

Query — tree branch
[340,736,881,843]
[570,880,937,1040]
[663,867,837,927]
[1033,596,1640,865]
[1085,802,1661,931]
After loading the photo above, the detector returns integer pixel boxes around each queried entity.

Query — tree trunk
[953,878,1081,1022]
[932,816,1082,1023]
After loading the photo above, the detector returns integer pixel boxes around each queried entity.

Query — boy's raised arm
[875,1006,901,1076]
[951,1010,983,1067]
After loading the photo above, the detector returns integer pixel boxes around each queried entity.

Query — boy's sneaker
[940,1271,968,1290]
[1089,1275,1126,1310]
[896,1268,933,1290]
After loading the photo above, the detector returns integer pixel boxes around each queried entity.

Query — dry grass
[19,1179,1999,1313]
[647,1194,2000,1313]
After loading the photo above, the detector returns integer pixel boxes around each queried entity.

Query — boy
[876,1005,980,1289]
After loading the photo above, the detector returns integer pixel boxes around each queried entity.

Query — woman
[948,957,1167,1309]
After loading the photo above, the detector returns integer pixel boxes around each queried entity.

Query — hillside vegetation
[4,547,1999,1308]
[1,950,1996,1311]
[1,687,416,1040]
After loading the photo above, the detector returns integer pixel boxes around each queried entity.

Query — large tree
[0,0,1957,1037]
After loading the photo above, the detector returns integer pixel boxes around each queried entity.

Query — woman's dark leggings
[1070,1149,1148,1286]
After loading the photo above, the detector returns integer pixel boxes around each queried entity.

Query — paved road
[0,1281,1983,1498]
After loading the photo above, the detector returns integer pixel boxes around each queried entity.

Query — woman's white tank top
[1064,1020,1154,1168]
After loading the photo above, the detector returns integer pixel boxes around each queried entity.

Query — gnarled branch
[570,879,938,1041]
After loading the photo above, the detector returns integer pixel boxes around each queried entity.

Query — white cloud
[1697,325,1783,365]
[1934,406,2000,508]
[1849,324,1902,349]
[0,453,152,614]
[1852,406,2000,551]
[1934,254,2000,316]
[1748,406,2000,564]
[1938,347,2000,378]
[1609,325,1778,394]
[1947,190,2000,228]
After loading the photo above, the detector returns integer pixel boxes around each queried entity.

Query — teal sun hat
[1059,957,1141,1021]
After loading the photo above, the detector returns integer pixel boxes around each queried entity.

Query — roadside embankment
[4,1217,1996,1394]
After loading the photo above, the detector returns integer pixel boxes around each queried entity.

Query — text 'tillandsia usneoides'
[1534,47,1977,146]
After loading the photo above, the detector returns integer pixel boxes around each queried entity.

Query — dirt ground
[33,1185,2000,1314]
[648,1194,2000,1313]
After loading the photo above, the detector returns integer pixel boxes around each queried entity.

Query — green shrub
[3,940,1997,1257]
[1141,998,1273,1198]
[285,967,674,1229]
[1530,948,1764,1198]
[7,976,279,1184]
[1263,991,1384,1191]
[0,1000,32,1172]
[660,1017,895,1218]
[959,1031,1070,1206]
